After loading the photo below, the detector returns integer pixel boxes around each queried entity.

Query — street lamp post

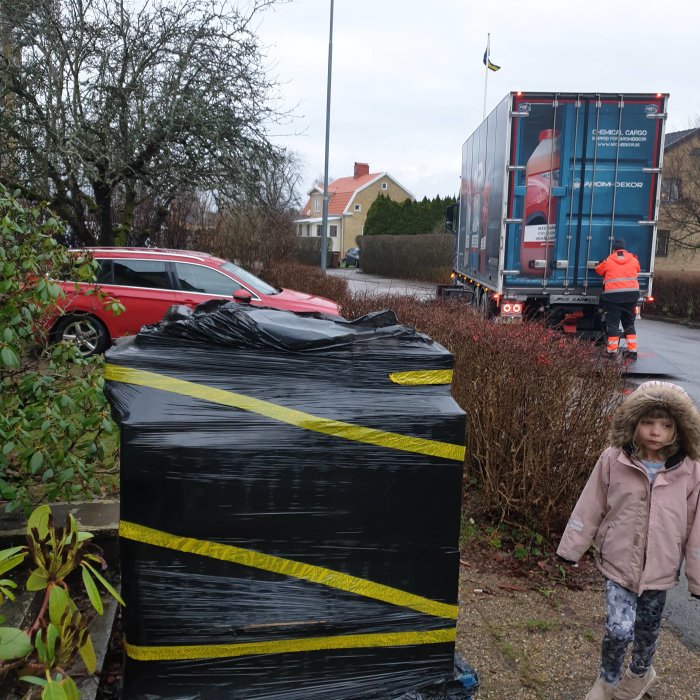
[320,0,334,272]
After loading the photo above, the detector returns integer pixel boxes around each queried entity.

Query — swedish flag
[483,48,500,72]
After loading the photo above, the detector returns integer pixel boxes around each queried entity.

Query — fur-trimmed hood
[609,381,700,460]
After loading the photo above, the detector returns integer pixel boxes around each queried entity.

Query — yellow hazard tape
[389,370,453,385]
[104,365,465,462]
[124,627,456,662]
[120,521,458,620]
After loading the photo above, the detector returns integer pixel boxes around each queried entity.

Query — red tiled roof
[300,172,381,217]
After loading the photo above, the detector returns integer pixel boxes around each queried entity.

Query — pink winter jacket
[557,446,700,595]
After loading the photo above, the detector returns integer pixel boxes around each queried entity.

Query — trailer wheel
[479,290,496,319]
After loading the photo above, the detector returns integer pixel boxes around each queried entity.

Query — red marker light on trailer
[656,93,662,98]
[646,296,655,303]
[513,303,522,313]
[503,303,512,313]
[516,91,523,96]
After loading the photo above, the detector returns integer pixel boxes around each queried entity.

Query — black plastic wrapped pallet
[104,302,471,699]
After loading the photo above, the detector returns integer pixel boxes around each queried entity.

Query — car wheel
[52,314,110,357]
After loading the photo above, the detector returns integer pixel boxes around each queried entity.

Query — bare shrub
[264,261,353,312]
[200,206,297,275]
[342,294,623,539]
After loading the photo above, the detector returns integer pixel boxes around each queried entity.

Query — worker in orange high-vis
[595,238,641,360]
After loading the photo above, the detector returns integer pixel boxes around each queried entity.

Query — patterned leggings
[600,579,667,683]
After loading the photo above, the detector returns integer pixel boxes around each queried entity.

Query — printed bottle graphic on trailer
[520,129,560,277]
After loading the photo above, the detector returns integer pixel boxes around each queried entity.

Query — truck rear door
[505,93,666,296]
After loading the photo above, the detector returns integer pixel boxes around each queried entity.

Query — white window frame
[380,182,388,190]
[354,203,361,212]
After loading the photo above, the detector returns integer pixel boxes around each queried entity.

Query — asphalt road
[634,317,700,651]
[330,269,700,650]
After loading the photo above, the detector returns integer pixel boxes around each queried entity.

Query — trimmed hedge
[644,270,700,323]
[359,233,454,282]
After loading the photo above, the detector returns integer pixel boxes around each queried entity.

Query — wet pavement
[326,267,437,300]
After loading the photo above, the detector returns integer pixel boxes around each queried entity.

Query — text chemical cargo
[442,92,668,336]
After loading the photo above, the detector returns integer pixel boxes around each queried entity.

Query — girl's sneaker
[612,666,657,699]
[585,676,615,700]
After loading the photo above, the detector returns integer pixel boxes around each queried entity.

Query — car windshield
[221,261,278,295]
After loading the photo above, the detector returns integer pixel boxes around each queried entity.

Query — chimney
[354,162,369,179]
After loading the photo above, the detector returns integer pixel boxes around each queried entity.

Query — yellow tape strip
[124,627,456,661]
[104,365,465,462]
[389,370,453,385]
[120,521,459,620]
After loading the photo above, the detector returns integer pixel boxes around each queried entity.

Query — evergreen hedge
[364,195,455,236]
[359,233,454,282]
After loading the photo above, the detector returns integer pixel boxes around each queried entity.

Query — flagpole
[482,33,490,119]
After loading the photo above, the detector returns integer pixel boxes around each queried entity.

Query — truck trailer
[442,91,668,336]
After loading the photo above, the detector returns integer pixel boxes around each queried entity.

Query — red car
[49,248,342,356]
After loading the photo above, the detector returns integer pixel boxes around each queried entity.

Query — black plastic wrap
[104,303,472,699]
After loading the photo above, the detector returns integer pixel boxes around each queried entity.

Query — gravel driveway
[457,548,700,699]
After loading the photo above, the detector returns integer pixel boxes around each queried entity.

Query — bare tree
[660,124,700,252]
[0,0,294,245]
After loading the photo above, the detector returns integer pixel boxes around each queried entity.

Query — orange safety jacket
[595,250,640,296]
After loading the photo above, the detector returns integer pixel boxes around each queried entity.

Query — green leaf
[34,627,48,663]
[1,346,20,368]
[19,675,47,687]
[0,626,33,660]
[60,676,79,700]
[78,633,96,674]
[82,561,124,606]
[48,585,71,626]
[46,622,59,662]
[81,566,103,615]
[27,504,51,540]
[76,531,93,543]
[42,678,68,700]
[0,545,26,562]
[0,553,25,576]
[26,571,49,591]
[29,451,44,474]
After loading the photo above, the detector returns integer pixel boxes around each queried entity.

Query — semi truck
[441,91,668,336]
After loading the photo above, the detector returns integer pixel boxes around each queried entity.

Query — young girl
[557,381,700,700]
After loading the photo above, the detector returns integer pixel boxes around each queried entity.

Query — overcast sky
[257,0,700,201]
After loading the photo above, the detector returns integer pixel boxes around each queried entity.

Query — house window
[354,203,361,212]
[313,196,321,212]
[329,225,338,238]
[298,225,303,236]
[306,224,311,236]
[381,182,388,190]
[316,224,322,237]
[660,178,679,203]
[656,230,669,257]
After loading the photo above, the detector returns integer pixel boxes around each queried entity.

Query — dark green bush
[341,294,622,539]
[364,195,455,236]
[0,187,119,512]
[644,270,700,322]
[359,233,454,283]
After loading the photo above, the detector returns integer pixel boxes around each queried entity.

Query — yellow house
[656,127,700,271]
[296,162,414,257]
